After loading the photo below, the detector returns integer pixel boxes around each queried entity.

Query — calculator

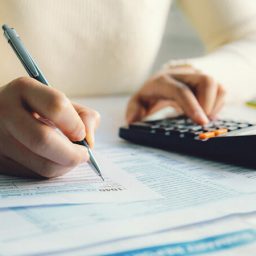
[119,116,256,168]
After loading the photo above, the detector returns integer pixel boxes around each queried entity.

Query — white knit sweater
[0,0,256,100]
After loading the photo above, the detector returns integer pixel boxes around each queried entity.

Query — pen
[2,24,104,181]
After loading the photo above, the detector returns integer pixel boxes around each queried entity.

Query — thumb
[126,97,147,124]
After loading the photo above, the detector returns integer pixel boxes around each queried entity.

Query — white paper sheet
[74,216,256,256]
[2,142,256,255]
[0,154,160,208]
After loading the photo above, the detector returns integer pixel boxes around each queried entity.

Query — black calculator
[119,116,256,168]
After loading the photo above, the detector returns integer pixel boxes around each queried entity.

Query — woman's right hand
[0,77,100,178]
[126,66,226,125]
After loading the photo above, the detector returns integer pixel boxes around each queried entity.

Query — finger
[73,103,101,148]
[126,75,181,123]
[127,74,208,124]
[209,101,224,120]
[12,77,85,141]
[173,81,209,125]
[0,134,71,178]
[209,85,226,118]
[5,107,89,166]
[0,155,40,178]
[147,99,183,116]
[157,74,208,124]
[171,73,218,115]
[196,77,218,115]
[126,95,147,123]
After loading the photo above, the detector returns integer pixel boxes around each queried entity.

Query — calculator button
[213,128,228,136]
[199,131,216,140]
[203,128,215,132]
[165,130,180,136]
[238,123,250,128]
[130,123,159,130]
[179,129,189,133]
[224,122,237,126]
[176,119,186,124]
[189,126,203,131]
[203,123,215,128]
[227,126,239,131]
[173,125,186,129]
[155,127,174,133]
[185,118,193,124]
[211,121,225,127]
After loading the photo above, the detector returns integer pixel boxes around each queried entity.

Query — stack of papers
[1,142,256,255]
[81,215,256,256]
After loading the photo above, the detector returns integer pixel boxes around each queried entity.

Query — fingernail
[78,129,86,140]
[193,110,209,124]
[126,114,134,124]
[209,115,218,121]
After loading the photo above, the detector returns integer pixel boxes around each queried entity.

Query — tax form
[0,154,160,208]
[71,215,256,256]
[2,142,256,255]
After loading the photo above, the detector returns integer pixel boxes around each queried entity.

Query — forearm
[168,0,256,102]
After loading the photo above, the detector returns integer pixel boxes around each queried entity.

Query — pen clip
[13,43,40,78]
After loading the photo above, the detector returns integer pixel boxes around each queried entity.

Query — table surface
[31,96,252,254]
[71,96,256,254]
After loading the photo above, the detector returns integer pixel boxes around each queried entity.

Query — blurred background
[152,0,204,72]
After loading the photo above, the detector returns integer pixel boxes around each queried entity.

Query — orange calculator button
[213,128,228,136]
[199,131,216,140]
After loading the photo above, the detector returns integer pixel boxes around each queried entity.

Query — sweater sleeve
[166,0,256,102]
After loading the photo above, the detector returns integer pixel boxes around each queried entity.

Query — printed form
[75,215,256,256]
[2,142,256,255]
[0,153,160,208]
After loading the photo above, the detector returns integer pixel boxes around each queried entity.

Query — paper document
[0,154,160,208]
[2,142,256,255]
[81,216,256,256]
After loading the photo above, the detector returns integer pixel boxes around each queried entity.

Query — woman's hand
[0,77,100,178]
[126,66,226,125]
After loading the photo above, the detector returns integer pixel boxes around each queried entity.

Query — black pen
[2,24,104,181]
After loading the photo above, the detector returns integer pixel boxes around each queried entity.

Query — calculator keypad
[129,117,255,140]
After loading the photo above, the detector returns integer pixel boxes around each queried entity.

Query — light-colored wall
[152,0,204,72]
